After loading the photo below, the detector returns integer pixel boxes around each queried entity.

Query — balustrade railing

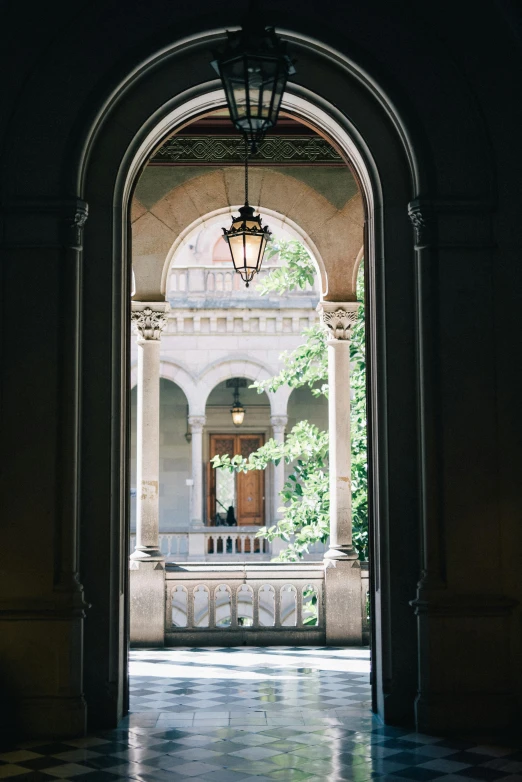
[131,528,273,561]
[168,265,316,297]
[130,533,189,559]
[165,562,326,645]
[205,528,269,557]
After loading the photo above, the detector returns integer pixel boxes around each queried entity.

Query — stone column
[270,415,288,557]
[188,415,206,558]
[129,302,168,645]
[318,301,362,645]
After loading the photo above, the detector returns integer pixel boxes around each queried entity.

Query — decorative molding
[131,304,169,341]
[408,197,494,247]
[270,415,288,430]
[408,200,431,245]
[151,135,343,166]
[0,198,89,249]
[188,415,206,432]
[317,301,359,341]
[410,594,518,618]
[166,309,317,336]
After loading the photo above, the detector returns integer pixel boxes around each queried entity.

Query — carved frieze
[151,136,343,166]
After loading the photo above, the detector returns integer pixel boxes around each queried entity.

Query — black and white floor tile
[1,647,520,782]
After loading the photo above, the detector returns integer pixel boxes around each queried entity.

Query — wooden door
[208,434,265,526]
[237,435,264,526]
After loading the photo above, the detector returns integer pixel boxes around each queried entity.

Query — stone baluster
[129,302,169,645]
[318,300,363,645]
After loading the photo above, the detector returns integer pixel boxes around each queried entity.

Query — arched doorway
[79,38,420,730]
[1,3,514,744]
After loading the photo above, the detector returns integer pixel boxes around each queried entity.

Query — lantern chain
[244,133,249,205]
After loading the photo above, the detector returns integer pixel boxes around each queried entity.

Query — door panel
[238,435,264,526]
[208,433,265,526]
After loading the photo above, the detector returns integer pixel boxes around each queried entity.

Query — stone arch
[74,63,455,732]
[197,357,280,417]
[0,12,500,737]
[131,360,198,414]
[132,169,362,300]
[351,245,365,293]
[159,205,326,297]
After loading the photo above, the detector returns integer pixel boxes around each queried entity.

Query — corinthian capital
[317,301,359,341]
[188,415,206,433]
[270,415,288,431]
[132,303,169,341]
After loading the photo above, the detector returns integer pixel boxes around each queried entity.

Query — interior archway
[77,30,425,732]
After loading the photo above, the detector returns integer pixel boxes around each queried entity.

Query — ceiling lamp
[211,11,296,153]
[222,140,272,287]
[228,378,246,426]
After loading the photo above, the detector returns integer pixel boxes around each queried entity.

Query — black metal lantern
[222,141,272,287]
[211,12,295,152]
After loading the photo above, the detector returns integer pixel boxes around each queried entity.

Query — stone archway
[0,12,506,738]
[131,167,363,301]
[79,60,441,731]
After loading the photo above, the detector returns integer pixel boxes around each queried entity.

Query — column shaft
[270,416,288,523]
[135,337,161,555]
[188,417,206,529]
[327,338,354,556]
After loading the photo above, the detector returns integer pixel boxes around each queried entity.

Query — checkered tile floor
[1,647,521,781]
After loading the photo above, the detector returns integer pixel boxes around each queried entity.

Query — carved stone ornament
[188,415,206,432]
[131,307,168,340]
[319,304,359,341]
[270,415,288,430]
[152,135,343,166]
[408,199,432,244]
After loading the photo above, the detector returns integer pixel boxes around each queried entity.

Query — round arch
[157,205,327,298]
[4,20,491,736]
[197,357,280,418]
[130,360,198,411]
[75,39,429,732]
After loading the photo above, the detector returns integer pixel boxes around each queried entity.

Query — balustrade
[130,532,189,560]
[165,562,326,645]
[168,265,317,298]
[131,530,326,561]
[206,529,269,556]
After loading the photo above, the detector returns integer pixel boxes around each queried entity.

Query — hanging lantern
[228,380,246,426]
[222,140,271,286]
[223,204,271,287]
[211,13,296,152]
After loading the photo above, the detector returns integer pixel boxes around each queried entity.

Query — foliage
[211,239,368,561]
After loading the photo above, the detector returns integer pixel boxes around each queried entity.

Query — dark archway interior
[0,2,520,748]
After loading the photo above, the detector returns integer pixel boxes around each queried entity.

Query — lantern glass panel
[231,407,245,426]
